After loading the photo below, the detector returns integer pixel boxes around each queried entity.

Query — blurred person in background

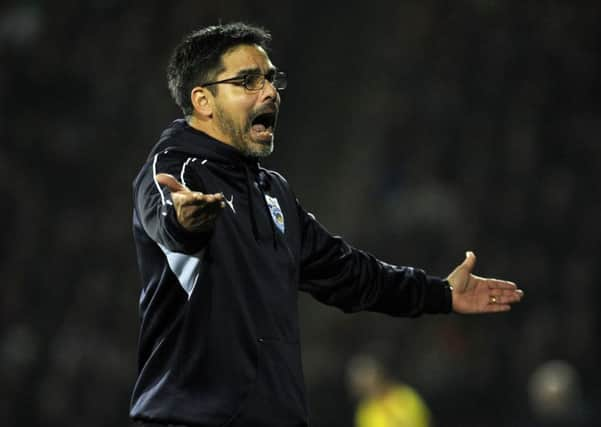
[347,354,431,427]
[130,22,524,426]
[527,360,589,426]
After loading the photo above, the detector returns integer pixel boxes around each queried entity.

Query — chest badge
[264,194,285,233]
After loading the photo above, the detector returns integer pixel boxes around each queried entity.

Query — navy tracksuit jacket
[130,119,452,426]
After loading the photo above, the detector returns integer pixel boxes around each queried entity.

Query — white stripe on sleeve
[152,152,166,206]
[180,157,193,188]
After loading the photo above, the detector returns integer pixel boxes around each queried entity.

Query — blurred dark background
[1,1,600,426]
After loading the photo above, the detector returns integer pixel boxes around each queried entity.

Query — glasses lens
[273,72,287,90]
[245,74,265,90]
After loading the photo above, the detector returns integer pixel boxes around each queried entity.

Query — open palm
[447,252,524,314]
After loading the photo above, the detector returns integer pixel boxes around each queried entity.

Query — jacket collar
[151,119,260,171]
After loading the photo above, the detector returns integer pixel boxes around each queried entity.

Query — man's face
[210,44,281,158]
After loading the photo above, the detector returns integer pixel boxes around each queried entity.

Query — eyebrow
[232,66,277,78]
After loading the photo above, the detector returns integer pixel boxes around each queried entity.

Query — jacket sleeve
[297,202,452,317]
[133,150,211,254]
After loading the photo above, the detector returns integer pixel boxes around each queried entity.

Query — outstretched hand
[155,173,225,232]
[447,251,524,314]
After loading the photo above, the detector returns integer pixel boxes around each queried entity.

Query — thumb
[447,251,476,291]
[461,250,476,274]
[155,173,188,193]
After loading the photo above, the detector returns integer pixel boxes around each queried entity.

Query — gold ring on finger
[489,295,497,304]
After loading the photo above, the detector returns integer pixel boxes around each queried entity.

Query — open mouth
[250,111,277,141]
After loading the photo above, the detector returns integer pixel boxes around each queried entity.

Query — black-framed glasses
[201,71,287,91]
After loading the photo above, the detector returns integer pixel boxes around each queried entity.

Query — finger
[202,193,225,203]
[182,201,224,216]
[483,278,518,290]
[488,293,522,305]
[181,201,225,221]
[156,173,188,192]
[187,192,224,202]
[177,193,224,206]
[185,211,221,230]
[198,200,226,211]
[173,194,205,207]
[202,202,226,216]
[471,275,517,289]
[489,288,523,298]
[484,304,512,313]
[462,251,477,273]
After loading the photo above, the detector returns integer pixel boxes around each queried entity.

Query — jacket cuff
[423,276,453,314]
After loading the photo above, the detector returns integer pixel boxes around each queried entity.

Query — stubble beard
[214,105,274,158]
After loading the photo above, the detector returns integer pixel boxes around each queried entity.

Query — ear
[190,86,213,118]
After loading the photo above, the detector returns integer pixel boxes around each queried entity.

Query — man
[130,23,523,427]
[347,354,431,427]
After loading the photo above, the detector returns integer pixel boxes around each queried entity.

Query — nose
[260,78,279,102]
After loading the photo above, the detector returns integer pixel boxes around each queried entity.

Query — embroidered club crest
[264,194,285,233]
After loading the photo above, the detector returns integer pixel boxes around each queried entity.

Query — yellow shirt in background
[355,385,431,427]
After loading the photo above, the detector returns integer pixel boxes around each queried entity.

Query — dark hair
[166,22,272,117]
